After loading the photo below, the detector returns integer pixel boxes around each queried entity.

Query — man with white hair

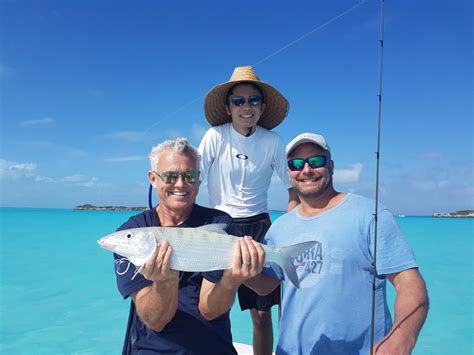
[112,138,265,354]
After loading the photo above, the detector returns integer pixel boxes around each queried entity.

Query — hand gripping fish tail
[264,241,317,288]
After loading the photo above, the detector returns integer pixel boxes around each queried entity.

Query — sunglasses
[152,170,200,184]
[288,155,327,171]
[230,95,263,107]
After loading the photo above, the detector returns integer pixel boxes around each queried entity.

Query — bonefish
[98,223,316,288]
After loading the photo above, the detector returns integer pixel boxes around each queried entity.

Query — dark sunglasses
[152,170,200,184]
[288,155,327,171]
[230,95,263,107]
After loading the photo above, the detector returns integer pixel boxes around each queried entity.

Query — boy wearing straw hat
[198,66,299,355]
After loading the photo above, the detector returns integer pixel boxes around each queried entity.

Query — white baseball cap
[286,132,330,157]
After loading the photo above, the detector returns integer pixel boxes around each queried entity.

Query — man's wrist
[219,274,241,292]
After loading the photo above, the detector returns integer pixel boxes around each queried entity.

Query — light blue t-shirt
[264,193,418,355]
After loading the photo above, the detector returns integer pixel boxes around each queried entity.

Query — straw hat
[204,66,289,130]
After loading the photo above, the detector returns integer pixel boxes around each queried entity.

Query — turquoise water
[0,208,472,354]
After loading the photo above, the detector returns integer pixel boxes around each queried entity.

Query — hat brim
[204,79,289,130]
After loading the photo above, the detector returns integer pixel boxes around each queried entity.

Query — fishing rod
[148,184,153,209]
[369,0,385,354]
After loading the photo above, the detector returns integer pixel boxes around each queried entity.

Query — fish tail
[281,241,317,259]
[277,255,300,288]
[271,241,317,289]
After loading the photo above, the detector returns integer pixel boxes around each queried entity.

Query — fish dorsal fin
[196,223,228,234]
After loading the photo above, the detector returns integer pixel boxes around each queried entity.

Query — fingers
[151,241,170,272]
[161,241,173,270]
[141,241,177,282]
[251,239,265,273]
[240,237,251,268]
[241,236,265,275]
[230,237,256,273]
[232,239,243,269]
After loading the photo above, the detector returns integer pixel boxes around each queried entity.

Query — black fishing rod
[369,0,385,354]
[148,184,154,209]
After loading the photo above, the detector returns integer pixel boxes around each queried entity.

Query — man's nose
[301,162,314,174]
[241,100,253,108]
[174,174,186,186]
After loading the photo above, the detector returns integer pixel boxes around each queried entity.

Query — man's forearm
[199,277,239,320]
[392,275,429,343]
[132,280,179,332]
[379,269,429,353]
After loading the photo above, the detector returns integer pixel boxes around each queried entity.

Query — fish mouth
[97,237,124,250]
[97,238,107,247]
[97,238,119,251]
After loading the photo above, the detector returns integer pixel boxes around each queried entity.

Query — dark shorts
[231,213,281,312]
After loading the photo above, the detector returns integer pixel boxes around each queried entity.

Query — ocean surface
[0,208,472,354]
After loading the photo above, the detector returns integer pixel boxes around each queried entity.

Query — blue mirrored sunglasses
[230,95,263,107]
[288,155,327,171]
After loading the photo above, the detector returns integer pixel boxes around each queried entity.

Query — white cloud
[34,176,54,183]
[405,170,457,192]
[100,131,147,142]
[104,156,146,162]
[334,163,363,183]
[20,117,55,128]
[0,159,99,188]
[0,159,37,179]
[35,174,100,187]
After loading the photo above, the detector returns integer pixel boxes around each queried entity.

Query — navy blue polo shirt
[113,204,237,354]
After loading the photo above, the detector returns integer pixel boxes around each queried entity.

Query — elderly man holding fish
[107,138,267,355]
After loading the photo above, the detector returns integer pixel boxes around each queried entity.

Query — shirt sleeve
[114,217,152,299]
[373,209,418,275]
[273,134,292,189]
[114,253,152,299]
[202,270,224,283]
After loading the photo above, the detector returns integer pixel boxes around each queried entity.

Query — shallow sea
[0,208,472,354]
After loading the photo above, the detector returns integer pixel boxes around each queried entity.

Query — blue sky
[1,0,472,215]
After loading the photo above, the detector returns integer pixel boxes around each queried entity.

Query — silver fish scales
[98,223,316,288]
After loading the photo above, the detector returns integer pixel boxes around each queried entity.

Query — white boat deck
[233,342,253,354]
[233,342,275,354]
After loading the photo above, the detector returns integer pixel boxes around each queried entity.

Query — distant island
[433,210,474,218]
[74,204,147,211]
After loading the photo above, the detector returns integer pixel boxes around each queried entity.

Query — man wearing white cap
[198,66,299,355]
[245,132,429,354]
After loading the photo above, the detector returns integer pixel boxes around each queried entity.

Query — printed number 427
[305,261,323,274]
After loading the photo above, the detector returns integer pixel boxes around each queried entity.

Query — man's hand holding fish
[139,240,179,284]
[224,236,266,286]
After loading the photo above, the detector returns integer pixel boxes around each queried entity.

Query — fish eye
[126,233,132,239]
